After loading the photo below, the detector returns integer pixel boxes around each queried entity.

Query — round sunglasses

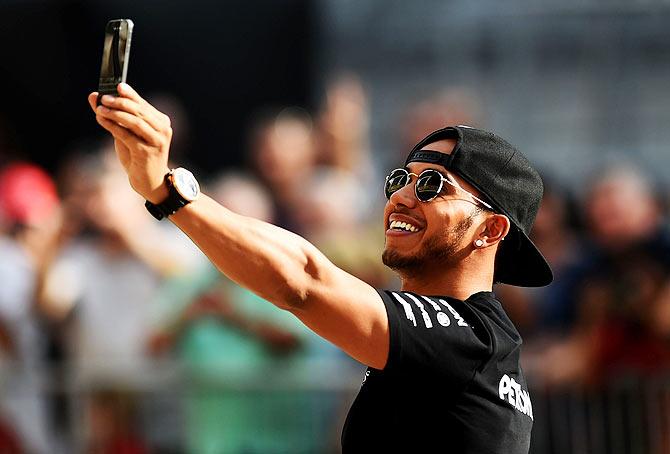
[384,168,493,209]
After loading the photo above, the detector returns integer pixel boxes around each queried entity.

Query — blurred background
[2,0,670,453]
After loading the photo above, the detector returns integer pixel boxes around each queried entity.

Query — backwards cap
[405,125,553,287]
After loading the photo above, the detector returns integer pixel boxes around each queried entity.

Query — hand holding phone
[89,83,172,204]
[97,19,133,105]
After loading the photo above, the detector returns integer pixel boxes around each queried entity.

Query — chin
[381,246,424,272]
[383,233,464,273]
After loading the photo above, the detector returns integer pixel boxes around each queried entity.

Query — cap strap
[405,149,454,168]
[404,126,461,168]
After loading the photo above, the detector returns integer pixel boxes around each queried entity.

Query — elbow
[261,276,309,312]
[277,286,310,312]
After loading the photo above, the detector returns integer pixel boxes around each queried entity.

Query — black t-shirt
[341,290,533,453]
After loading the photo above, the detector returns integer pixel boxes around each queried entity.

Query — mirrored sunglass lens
[416,171,443,201]
[385,169,409,198]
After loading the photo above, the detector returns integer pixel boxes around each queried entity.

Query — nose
[388,180,417,209]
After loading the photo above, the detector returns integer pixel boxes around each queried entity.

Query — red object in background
[0,418,22,454]
[100,436,149,454]
[0,162,59,226]
[592,320,670,384]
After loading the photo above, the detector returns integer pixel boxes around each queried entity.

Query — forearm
[169,194,323,310]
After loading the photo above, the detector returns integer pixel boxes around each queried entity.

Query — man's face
[382,139,486,274]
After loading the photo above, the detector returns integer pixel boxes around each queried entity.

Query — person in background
[150,172,346,454]
[530,165,670,387]
[38,147,202,453]
[293,167,394,289]
[316,75,374,188]
[0,162,61,454]
[496,178,582,339]
[397,88,483,161]
[249,108,317,232]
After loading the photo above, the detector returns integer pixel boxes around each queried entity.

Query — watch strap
[145,171,190,220]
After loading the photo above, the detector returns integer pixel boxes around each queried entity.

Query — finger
[88,92,100,112]
[100,95,168,132]
[97,106,162,146]
[117,83,172,130]
[117,82,146,103]
[144,103,173,130]
[95,115,139,146]
[100,93,142,116]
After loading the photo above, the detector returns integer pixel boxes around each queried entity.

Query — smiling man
[89,84,552,453]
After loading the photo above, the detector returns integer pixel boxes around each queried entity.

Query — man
[89,83,553,453]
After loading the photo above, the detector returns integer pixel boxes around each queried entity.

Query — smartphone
[97,19,134,105]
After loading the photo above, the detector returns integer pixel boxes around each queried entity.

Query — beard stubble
[382,211,478,274]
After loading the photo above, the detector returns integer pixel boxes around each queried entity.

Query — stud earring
[475,239,484,248]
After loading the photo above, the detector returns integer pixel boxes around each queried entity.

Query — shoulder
[377,289,494,382]
[379,289,494,333]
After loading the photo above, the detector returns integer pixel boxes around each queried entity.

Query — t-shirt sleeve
[377,289,491,387]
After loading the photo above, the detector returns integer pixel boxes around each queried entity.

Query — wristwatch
[145,168,200,220]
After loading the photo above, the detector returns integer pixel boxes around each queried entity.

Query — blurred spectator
[584,165,663,252]
[208,173,275,224]
[316,75,373,180]
[293,167,363,240]
[0,417,22,453]
[315,75,379,224]
[250,74,379,236]
[249,107,317,232]
[397,88,483,158]
[0,162,61,453]
[578,166,670,382]
[293,167,393,288]
[86,390,148,454]
[150,173,346,453]
[528,165,670,387]
[496,177,582,338]
[38,147,203,452]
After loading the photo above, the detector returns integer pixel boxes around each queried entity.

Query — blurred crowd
[1,75,670,453]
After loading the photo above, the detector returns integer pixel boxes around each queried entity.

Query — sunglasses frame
[385,168,493,209]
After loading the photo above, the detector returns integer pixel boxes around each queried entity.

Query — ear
[475,213,510,248]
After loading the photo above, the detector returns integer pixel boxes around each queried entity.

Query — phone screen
[98,19,133,97]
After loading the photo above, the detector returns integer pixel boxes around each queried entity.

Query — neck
[397,255,495,301]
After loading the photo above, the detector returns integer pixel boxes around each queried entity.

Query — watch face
[172,168,200,201]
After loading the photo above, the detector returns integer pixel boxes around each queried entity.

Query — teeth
[390,220,419,232]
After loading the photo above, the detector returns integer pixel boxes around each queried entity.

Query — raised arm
[88,84,389,368]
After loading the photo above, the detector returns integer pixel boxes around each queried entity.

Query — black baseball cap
[405,125,553,287]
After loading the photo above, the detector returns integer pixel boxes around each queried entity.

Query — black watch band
[144,172,190,220]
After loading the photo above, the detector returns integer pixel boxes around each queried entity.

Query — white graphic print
[362,369,371,384]
[420,295,443,312]
[391,292,417,326]
[498,374,533,420]
[404,293,433,328]
[420,295,450,327]
[438,299,470,327]
[436,312,451,327]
